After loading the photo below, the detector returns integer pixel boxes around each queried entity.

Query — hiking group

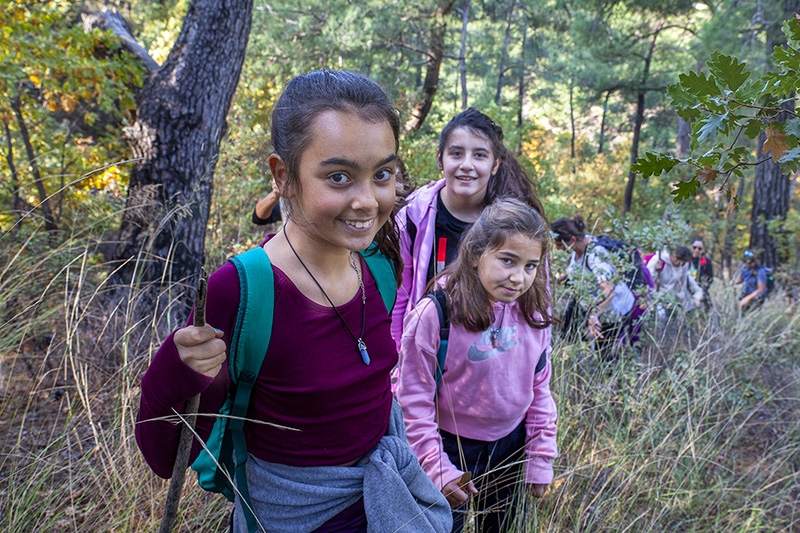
[134,69,769,533]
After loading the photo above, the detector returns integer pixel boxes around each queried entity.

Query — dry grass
[1,227,798,532]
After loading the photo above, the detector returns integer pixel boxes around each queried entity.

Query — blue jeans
[440,422,526,533]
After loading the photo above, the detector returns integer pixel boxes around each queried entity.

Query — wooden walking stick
[159,267,208,533]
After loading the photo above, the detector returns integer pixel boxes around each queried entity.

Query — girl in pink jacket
[397,198,558,533]
[391,108,547,347]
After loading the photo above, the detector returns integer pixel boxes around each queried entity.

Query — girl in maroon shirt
[136,70,449,532]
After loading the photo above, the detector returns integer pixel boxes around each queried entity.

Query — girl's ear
[268,153,290,196]
[490,157,501,177]
[436,151,444,172]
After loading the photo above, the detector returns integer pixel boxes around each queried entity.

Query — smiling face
[275,109,398,253]
[476,233,542,303]
[438,127,501,204]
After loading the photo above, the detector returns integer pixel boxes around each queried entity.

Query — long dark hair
[270,69,407,282]
[436,198,553,332]
[437,108,545,217]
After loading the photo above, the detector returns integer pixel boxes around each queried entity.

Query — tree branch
[82,8,160,74]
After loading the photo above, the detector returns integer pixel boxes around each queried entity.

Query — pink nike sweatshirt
[396,297,558,490]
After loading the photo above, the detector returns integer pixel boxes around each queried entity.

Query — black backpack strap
[406,214,417,257]
[535,349,548,374]
[426,289,449,389]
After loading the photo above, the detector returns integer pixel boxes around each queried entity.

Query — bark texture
[108,0,253,319]
[751,106,793,268]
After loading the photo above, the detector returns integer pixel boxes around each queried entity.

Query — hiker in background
[551,215,638,361]
[392,108,547,348]
[135,70,450,533]
[734,249,768,310]
[646,245,704,312]
[688,238,713,309]
[397,198,557,533]
[251,188,284,225]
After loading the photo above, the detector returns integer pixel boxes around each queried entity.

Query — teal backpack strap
[360,242,396,314]
[228,247,275,533]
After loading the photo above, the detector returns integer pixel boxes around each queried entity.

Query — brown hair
[270,69,407,282]
[435,198,553,332]
[551,215,586,243]
[437,108,546,217]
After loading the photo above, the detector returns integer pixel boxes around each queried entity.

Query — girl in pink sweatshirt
[397,198,558,533]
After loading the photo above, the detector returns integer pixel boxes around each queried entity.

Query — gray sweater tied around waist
[233,399,453,533]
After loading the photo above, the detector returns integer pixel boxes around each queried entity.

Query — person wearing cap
[734,250,768,309]
[688,238,714,309]
[646,245,704,311]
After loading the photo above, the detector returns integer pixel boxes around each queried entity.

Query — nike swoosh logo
[467,340,521,361]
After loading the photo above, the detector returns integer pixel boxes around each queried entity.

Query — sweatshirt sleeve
[396,298,463,490]
[135,264,239,479]
[524,348,558,485]
[686,270,704,301]
[391,209,414,351]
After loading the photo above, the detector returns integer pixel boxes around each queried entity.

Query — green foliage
[0,1,144,232]
[633,17,800,207]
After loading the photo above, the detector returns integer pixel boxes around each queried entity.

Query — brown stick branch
[159,267,207,533]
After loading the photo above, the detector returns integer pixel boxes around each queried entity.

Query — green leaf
[744,118,765,139]
[771,45,800,71]
[708,52,750,91]
[668,83,697,109]
[778,146,800,165]
[782,18,800,46]
[678,71,721,99]
[631,152,680,178]
[697,113,727,143]
[784,117,800,139]
[671,178,700,204]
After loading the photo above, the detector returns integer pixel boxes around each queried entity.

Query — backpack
[425,289,547,392]
[588,235,654,298]
[763,266,775,297]
[190,244,397,533]
[642,252,664,274]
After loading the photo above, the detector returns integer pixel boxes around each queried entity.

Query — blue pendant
[358,339,370,365]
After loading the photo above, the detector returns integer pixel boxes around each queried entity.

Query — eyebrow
[447,144,490,153]
[498,251,540,264]
[319,154,398,170]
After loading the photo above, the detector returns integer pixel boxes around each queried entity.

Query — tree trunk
[3,120,27,219]
[623,24,660,215]
[517,24,527,129]
[569,82,576,159]
[747,0,799,268]
[108,0,253,320]
[404,0,456,132]
[11,91,56,231]
[495,0,516,106]
[751,108,792,268]
[598,89,611,155]
[676,117,691,157]
[623,88,645,214]
[458,0,470,111]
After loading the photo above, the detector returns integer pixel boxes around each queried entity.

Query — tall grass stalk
[1,225,798,531]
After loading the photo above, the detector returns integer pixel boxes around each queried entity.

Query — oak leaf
[697,166,718,184]
[763,126,790,162]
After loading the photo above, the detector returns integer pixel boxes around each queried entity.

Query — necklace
[490,303,507,348]
[284,226,370,365]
